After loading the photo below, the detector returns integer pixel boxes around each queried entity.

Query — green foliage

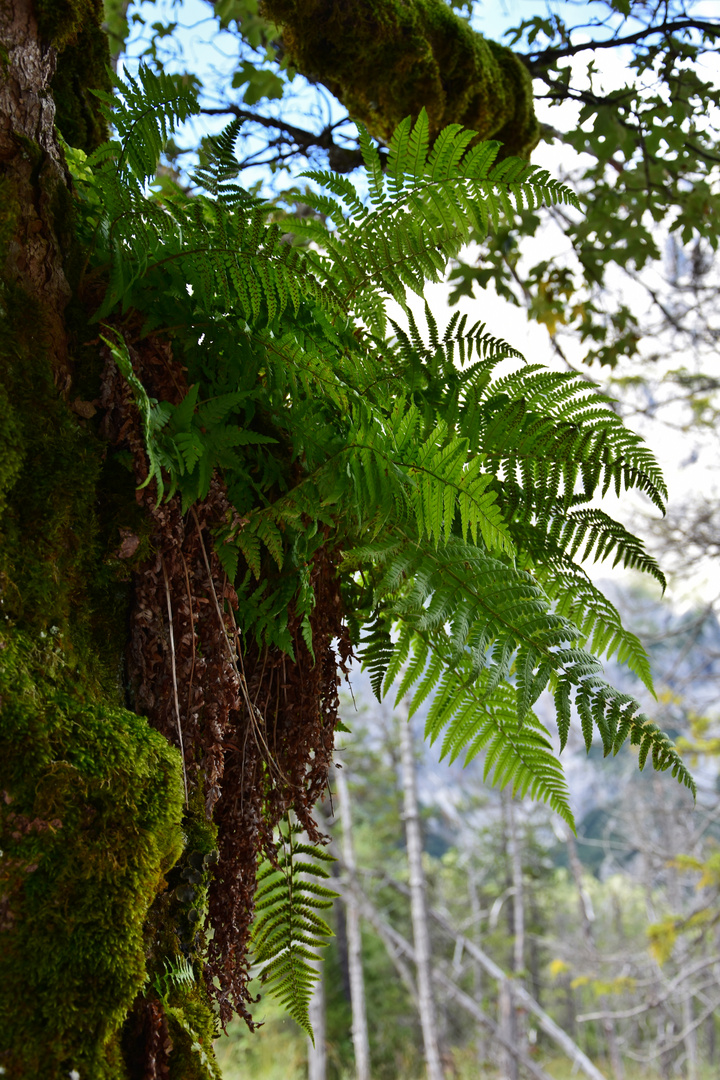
[63,68,696,1032]
[0,628,185,1078]
[251,822,337,1038]
[451,1,720,370]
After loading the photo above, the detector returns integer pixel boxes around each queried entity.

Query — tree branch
[201,106,364,172]
[523,18,720,72]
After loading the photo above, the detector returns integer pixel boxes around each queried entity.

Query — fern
[250,821,337,1039]
[68,76,694,917]
[152,954,195,1000]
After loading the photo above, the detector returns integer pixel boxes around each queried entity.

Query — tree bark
[335,764,372,1080]
[398,703,445,1080]
[0,0,71,382]
[565,827,625,1080]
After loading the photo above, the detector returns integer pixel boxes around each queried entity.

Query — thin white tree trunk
[307,960,326,1080]
[565,827,625,1080]
[467,870,487,1066]
[498,979,518,1080]
[398,703,445,1080]
[501,791,524,1080]
[506,793,525,978]
[682,992,697,1080]
[335,765,372,1080]
[340,874,554,1080]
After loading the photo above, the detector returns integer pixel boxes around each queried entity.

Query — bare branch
[523,18,720,72]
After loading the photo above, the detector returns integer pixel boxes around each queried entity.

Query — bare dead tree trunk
[682,991,697,1080]
[565,827,625,1080]
[467,869,488,1066]
[398,702,445,1080]
[308,960,327,1080]
[335,763,372,1080]
[500,791,524,1080]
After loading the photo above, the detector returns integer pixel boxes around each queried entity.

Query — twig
[179,549,196,724]
[189,507,289,786]
[161,554,189,808]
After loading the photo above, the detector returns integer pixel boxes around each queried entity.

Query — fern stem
[161,554,189,808]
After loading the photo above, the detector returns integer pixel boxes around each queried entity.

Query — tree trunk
[398,703,445,1080]
[682,992,697,1080]
[467,869,488,1066]
[500,791,523,1080]
[0,6,208,1076]
[498,980,518,1080]
[335,763,372,1080]
[0,0,71,379]
[565,828,625,1080]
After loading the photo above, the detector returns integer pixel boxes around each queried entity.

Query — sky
[119,0,720,603]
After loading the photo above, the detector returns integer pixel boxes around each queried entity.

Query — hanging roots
[100,330,352,1026]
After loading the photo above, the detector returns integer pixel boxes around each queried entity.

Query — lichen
[261,0,539,158]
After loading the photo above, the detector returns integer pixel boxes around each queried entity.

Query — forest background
[2,0,720,1078]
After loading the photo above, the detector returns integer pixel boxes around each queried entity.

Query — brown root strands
[99,331,351,1026]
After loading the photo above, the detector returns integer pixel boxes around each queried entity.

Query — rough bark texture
[0,0,72,382]
[0,5,193,1077]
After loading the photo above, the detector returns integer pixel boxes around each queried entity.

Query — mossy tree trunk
[0,5,199,1078]
[260,0,539,157]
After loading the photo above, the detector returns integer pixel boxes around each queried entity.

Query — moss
[166,982,222,1080]
[0,629,185,1079]
[51,18,113,152]
[0,177,194,1076]
[262,0,539,157]
[35,0,111,151]
[0,34,217,1076]
[0,221,147,688]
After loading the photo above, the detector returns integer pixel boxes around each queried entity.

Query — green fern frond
[92,66,200,184]
[535,561,655,693]
[350,535,695,810]
[152,954,195,1001]
[251,821,336,1040]
[73,82,695,830]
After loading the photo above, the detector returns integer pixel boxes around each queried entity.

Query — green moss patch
[35,0,111,151]
[263,0,539,157]
[0,629,185,1079]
